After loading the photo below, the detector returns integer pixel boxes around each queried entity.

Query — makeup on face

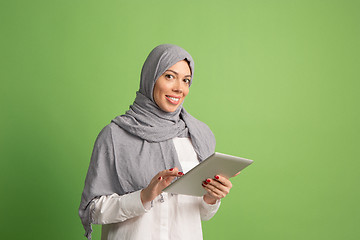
[153,60,191,112]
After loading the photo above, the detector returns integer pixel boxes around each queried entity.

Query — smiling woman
[79,44,234,240]
[153,60,191,113]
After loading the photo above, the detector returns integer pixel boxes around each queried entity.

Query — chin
[164,108,177,113]
[161,105,180,113]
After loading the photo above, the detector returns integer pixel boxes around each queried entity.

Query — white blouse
[90,137,220,240]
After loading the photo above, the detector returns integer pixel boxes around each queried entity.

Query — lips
[165,95,181,105]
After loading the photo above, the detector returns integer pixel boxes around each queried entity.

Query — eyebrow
[165,70,191,78]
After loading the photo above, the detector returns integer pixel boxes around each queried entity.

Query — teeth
[168,96,179,101]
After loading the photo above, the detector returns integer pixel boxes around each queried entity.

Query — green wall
[1,0,359,239]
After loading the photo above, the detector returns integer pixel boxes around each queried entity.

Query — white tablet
[163,152,253,196]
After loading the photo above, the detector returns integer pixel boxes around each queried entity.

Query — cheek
[183,88,190,97]
[155,85,168,97]
[153,86,161,104]
[155,80,171,94]
[153,83,168,105]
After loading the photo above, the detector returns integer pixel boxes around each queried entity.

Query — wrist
[203,194,217,205]
[140,189,148,205]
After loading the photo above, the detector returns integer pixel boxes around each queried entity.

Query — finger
[170,167,184,177]
[158,167,183,186]
[154,174,175,190]
[204,179,227,193]
[203,179,229,198]
[162,175,177,185]
[151,174,165,185]
[161,167,183,177]
[154,169,180,183]
[157,176,175,190]
[214,175,233,188]
[202,183,222,199]
[169,167,178,172]
[207,178,230,192]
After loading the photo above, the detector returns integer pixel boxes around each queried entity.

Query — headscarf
[78,44,216,239]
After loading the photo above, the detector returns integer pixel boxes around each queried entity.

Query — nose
[172,80,183,93]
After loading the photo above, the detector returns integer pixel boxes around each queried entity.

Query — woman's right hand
[140,167,183,205]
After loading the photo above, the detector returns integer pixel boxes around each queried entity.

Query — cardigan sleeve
[90,190,151,225]
[199,198,221,221]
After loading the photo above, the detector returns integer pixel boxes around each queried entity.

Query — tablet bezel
[163,152,253,196]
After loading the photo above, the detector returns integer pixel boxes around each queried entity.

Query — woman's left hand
[202,175,232,205]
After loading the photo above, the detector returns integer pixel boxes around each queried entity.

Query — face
[153,60,191,112]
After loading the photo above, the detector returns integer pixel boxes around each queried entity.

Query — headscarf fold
[79,44,215,239]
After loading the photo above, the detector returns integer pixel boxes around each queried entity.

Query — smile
[165,95,180,104]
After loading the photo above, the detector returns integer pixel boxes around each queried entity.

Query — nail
[206,179,211,183]
[178,172,184,176]
[203,181,208,185]
[215,175,220,180]
[158,176,162,180]
[169,168,174,171]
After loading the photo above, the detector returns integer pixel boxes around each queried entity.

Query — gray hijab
[78,44,216,239]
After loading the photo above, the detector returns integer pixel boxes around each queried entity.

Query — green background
[1,0,359,239]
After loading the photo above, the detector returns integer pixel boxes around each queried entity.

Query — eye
[183,79,191,85]
[165,74,174,79]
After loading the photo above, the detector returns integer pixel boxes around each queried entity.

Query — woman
[79,44,233,240]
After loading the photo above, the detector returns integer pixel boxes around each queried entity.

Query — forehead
[166,60,191,75]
